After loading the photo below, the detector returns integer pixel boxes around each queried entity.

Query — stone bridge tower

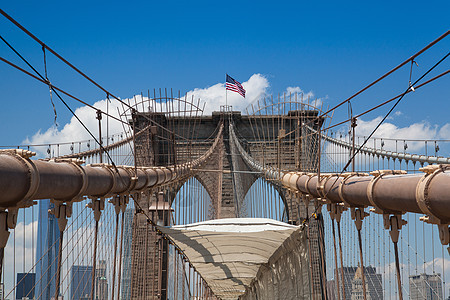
[128,109,326,299]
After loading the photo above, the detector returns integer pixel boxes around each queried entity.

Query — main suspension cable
[334,50,449,177]
[0,35,119,168]
[0,8,134,111]
[319,30,449,118]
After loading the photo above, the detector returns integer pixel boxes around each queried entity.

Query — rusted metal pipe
[279,166,450,223]
[232,122,450,223]
[0,126,222,208]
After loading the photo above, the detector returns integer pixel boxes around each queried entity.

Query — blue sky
[0,2,449,295]
[1,0,449,145]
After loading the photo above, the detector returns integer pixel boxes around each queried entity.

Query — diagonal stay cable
[288,50,450,225]
[321,49,450,201]
[0,34,120,170]
[0,9,187,141]
[0,8,132,110]
[293,30,450,137]
[319,69,450,132]
[319,30,449,119]
[0,56,127,125]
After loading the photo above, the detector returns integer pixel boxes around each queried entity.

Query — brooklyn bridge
[0,8,449,300]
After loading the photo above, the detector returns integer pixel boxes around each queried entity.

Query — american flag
[226,74,246,98]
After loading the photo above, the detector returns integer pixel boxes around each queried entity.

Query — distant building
[409,273,443,300]
[338,266,383,299]
[70,262,107,300]
[95,260,108,300]
[327,280,337,299]
[70,265,93,300]
[120,208,134,300]
[16,273,35,300]
[36,199,60,299]
[351,267,371,300]
[0,283,4,300]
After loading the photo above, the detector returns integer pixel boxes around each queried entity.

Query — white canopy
[158,218,301,299]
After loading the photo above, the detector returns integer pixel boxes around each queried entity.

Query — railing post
[351,117,357,172]
[96,110,103,163]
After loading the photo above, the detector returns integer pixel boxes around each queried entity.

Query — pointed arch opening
[241,178,287,222]
[171,177,214,225]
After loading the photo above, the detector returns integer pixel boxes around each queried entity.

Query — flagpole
[225,74,228,110]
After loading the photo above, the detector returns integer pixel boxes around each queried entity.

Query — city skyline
[70,265,93,300]
[409,273,443,300]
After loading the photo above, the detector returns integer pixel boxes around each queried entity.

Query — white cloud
[25,99,126,144]
[286,86,314,101]
[333,116,450,153]
[24,74,272,153]
[23,97,135,157]
[184,73,270,114]
[285,86,325,109]
[24,74,328,158]
[356,118,440,141]
[438,124,450,139]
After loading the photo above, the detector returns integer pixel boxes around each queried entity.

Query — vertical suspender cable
[357,228,368,300]
[90,219,99,300]
[116,209,125,300]
[111,207,120,299]
[174,249,178,300]
[332,219,341,300]
[318,215,327,300]
[341,215,348,298]
[54,229,64,300]
[393,241,403,300]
